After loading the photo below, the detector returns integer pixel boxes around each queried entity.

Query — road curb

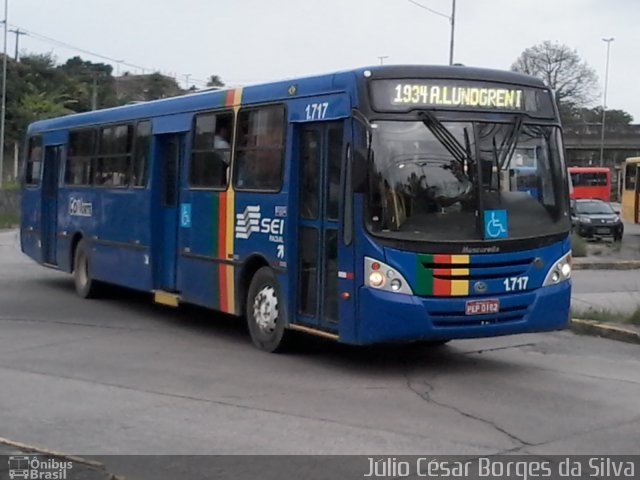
[570,318,640,344]
[572,260,640,270]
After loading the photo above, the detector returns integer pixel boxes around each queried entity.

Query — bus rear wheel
[73,239,101,298]
[246,267,292,353]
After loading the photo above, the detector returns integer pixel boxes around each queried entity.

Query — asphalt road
[1,229,639,476]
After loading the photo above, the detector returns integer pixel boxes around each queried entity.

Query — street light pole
[599,37,614,167]
[377,56,388,65]
[408,0,456,65]
[449,0,456,66]
[0,0,8,189]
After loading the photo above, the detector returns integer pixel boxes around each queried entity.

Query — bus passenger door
[41,145,62,265]
[296,122,347,332]
[154,133,184,291]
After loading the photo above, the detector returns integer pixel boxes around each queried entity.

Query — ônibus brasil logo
[8,456,73,479]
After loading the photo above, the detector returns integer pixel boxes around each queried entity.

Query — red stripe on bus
[225,90,235,107]
[433,268,451,277]
[433,254,451,264]
[433,278,451,296]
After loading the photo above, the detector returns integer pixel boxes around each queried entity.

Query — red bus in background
[568,167,611,202]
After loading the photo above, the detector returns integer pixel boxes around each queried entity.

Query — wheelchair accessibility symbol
[484,210,508,240]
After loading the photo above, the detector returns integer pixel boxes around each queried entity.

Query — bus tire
[246,266,291,353]
[73,239,100,299]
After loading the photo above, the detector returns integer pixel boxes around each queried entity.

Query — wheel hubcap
[253,286,278,334]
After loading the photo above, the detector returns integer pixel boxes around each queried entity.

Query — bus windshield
[367,120,569,242]
[570,172,608,187]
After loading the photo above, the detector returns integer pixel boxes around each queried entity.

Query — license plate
[596,228,610,234]
[465,299,500,315]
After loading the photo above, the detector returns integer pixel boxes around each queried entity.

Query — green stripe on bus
[211,194,220,309]
[416,254,434,296]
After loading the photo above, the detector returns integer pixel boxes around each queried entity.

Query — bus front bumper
[353,282,571,345]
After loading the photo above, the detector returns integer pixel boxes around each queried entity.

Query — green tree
[58,56,117,111]
[206,75,224,88]
[4,53,74,144]
[564,106,633,125]
[15,92,74,125]
[143,72,183,100]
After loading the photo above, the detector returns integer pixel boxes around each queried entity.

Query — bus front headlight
[365,257,413,295]
[543,252,572,286]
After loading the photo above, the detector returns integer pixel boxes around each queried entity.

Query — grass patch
[0,182,20,191]
[629,309,640,326]
[572,307,640,326]
[571,234,588,257]
[0,212,19,229]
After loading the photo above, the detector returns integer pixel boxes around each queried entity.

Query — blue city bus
[21,65,572,352]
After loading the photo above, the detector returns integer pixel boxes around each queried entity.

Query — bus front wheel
[73,240,100,298]
[246,267,291,353]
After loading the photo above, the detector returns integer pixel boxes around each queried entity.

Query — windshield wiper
[491,137,502,193]
[499,114,524,169]
[419,111,471,167]
[488,115,525,196]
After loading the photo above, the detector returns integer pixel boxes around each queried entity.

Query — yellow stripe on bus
[233,88,243,105]
[225,87,243,314]
[450,255,469,278]
[450,280,469,296]
[225,188,236,314]
[451,255,469,264]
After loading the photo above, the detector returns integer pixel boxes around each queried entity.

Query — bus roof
[625,157,640,164]
[27,64,549,135]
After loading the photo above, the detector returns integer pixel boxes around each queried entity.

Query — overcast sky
[7,0,639,121]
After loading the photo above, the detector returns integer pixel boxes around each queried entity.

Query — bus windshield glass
[367,120,569,242]
[570,172,608,186]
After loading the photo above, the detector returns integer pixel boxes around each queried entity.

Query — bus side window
[234,105,285,191]
[65,129,95,186]
[95,124,133,187]
[625,164,637,191]
[25,136,43,186]
[326,126,343,220]
[132,121,151,187]
[189,111,232,189]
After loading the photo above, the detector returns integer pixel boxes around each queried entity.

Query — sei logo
[260,217,284,243]
[235,205,285,243]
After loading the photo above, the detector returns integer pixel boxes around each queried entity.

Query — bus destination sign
[370,79,543,113]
